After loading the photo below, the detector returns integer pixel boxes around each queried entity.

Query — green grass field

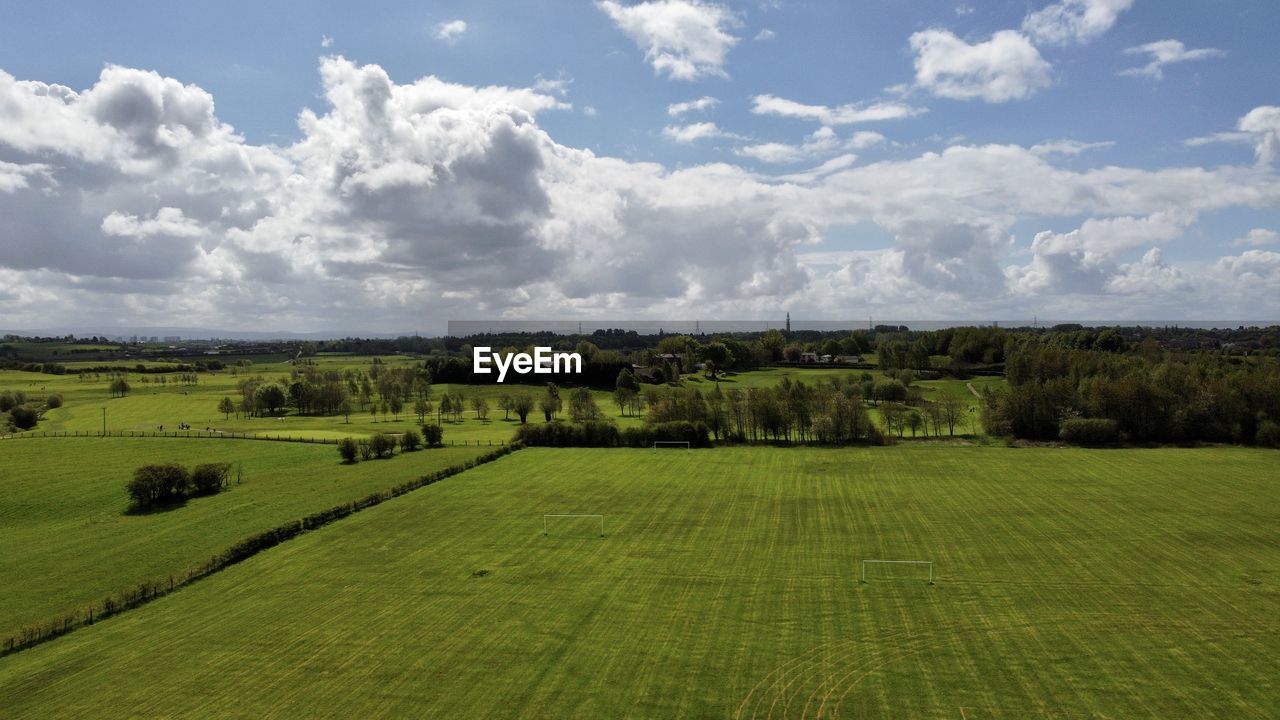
[4,364,1005,447]
[0,437,490,638]
[0,446,1275,718]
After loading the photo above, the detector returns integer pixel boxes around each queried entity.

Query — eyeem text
[473,346,583,382]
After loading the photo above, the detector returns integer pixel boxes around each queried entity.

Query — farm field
[0,437,490,639]
[3,362,1003,446]
[0,446,1275,718]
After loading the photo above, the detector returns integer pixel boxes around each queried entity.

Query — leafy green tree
[217,396,235,420]
[338,437,359,463]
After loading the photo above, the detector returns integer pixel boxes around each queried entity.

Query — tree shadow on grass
[123,498,190,516]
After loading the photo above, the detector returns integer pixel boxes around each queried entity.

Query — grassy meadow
[0,446,1275,718]
[0,437,490,639]
[3,361,1006,446]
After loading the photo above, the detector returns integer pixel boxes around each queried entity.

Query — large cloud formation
[1,59,1278,331]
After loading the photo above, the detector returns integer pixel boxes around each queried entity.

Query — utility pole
[101,407,106,436]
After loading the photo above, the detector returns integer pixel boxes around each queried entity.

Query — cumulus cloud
[1,59,1279,330]
[1186,106,1280,166]
[1239,106,1280,165]
[661,121,739,143]
[320,35,334,49]
[754,28,775,41]
[909,29,1052,103]
[1120,39,1225,79]
[1234,228,1280,247]
[750,94,924,125]
[434,20,467,44]
[1022,0,1133,47]
[736,127,883,164]
[667,95,718,116]
[597,0,739,81]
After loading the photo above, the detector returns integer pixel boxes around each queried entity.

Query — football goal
[861,559,934,584]
[652,441,691,450]
[543,514,605,537]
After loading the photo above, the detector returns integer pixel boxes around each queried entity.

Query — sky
[1,0,1279,334]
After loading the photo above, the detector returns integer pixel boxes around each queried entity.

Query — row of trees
[982,344,1280,445]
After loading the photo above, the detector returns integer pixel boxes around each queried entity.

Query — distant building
[799,351,818,363]
[163,336,181,343]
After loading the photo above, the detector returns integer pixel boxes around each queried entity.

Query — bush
[516,421,621,447]
[620,421,712,448]
[370,432,396,458]
[357,438,374,461]
[400,429,422,452]
[338,437,359,463]
[8,406,38,431]
[127,463,192,509]
[45,394,63,409]
[421,423,444,447]
[1257,420,1280,448]
[191,463,232,496]
[1059,418,1122,445]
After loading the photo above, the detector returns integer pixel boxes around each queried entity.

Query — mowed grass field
[0,446,1275,718]
[0,437,490,638]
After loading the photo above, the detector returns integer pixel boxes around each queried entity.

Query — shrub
[191,463,232,496]
[400,429,422,452]
[357,438,374,461]
[620,421,712,448]
[1257,420,1280,449]
[421,423,444,447]
[370,432,396,458]
[8,406,38,431]
[45,394,63,409]
[1059,418,1122,445]
[127,463,192,509]
[516,421,621,447]
[338,437,359,463]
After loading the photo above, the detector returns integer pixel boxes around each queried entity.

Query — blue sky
[0,1,1278,331]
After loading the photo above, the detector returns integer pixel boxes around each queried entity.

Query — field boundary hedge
[0,430,510,448]
[0,442,523,658]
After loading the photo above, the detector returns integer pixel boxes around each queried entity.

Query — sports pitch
[0,445,1275,718]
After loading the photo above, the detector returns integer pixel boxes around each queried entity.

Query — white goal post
[543,514,605,537]
[861,559,934,584]
[652,441,691,450]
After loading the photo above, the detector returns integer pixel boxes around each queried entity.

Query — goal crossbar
[543,514,604,536]
[652,441,690,450]
[861,559,934,583]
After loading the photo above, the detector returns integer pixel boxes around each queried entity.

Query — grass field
[0,437,490,638]
[4,364,1006,447]
[0,446,1275,718]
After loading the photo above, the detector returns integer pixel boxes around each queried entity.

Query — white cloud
[320,35,334,49]
[662,121,738,143]
[754,28,776,41]
[1030,139,1114,156]
[101,207,203,238]
[597,0,739,81]
[533,73,573,96]
[1022,0,1133,47]
[1234,228,1280,247]
[666,95,718,116]
[955,4,974,17]
[1239,106,1280,165]
[736,127,883,164]
[750,94,925,125]
[1186,106,1280,166]
[1120,39,1225,80]
[583,105,598,117]
[434,20,468,44]
[909,29,1052,103]
[2,59,1279,330]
